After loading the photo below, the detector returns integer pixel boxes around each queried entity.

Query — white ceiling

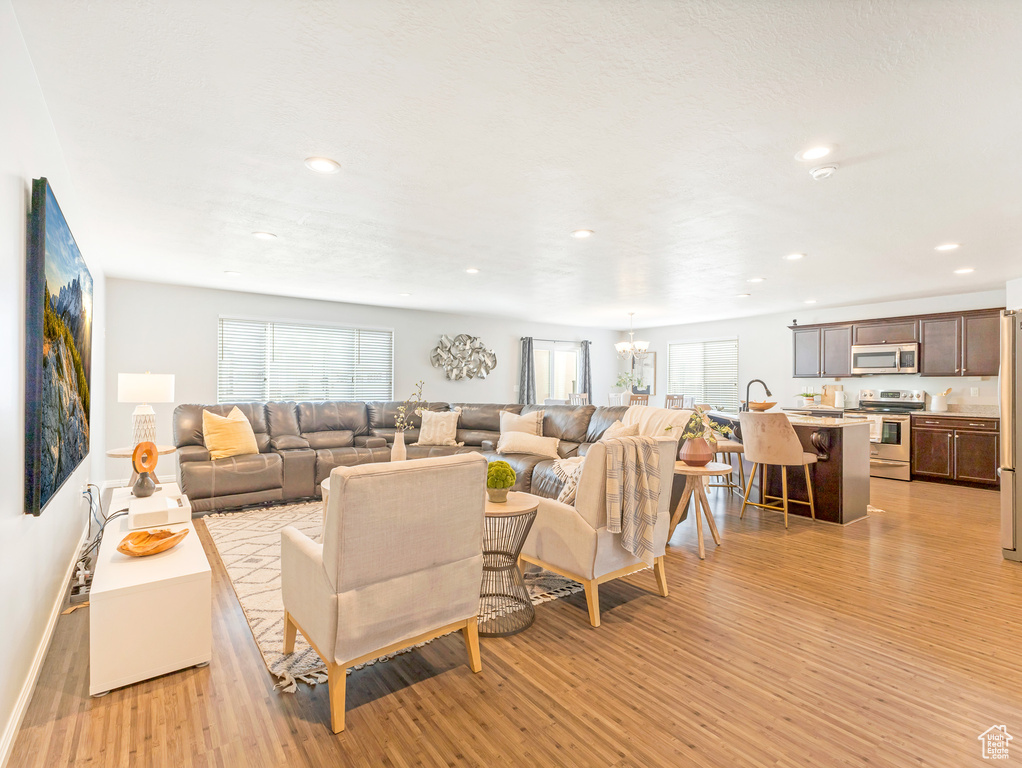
[13,0,1022,330]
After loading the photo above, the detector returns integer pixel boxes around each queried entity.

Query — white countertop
[786,415,872,428]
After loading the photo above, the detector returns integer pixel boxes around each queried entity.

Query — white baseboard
[0,520,89,768]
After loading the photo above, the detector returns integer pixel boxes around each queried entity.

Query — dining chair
[568,393,589,405]
[664,394,685,409]
[738,412,816,528]
[629,394,649,406]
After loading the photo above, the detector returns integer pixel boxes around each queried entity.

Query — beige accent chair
[739,413,816,528]
[519,437,675,627]
[281,453,487,732]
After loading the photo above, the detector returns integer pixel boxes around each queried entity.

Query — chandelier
[615,312,650,362]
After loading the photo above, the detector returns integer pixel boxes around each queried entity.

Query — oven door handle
[870,459,907,467]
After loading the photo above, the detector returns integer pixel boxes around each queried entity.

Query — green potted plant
[486,460,516,503]
[678,406,733,467]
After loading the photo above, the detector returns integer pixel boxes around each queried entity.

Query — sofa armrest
[281,526,338,659]
[354,435,388,448]
[520,494,598,581]
[480,439,496,451]
[177,445,210,463]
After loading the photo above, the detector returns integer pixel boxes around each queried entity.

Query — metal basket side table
[478,502,537,637]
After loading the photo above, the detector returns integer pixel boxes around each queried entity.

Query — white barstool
[738,412,817,528]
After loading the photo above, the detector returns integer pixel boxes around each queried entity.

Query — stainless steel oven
[851,343,919,375]
[845,389,924,481]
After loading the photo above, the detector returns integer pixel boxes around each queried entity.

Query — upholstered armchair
[281,453,487,732]
[519,437,675,627]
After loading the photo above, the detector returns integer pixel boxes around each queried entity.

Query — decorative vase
[132,471,156,498]
[679,437,713,467]
[391,431,407,462]
[487,487,509,503]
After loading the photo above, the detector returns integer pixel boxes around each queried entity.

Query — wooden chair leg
[740,463,758,518]
[583,580,601,627]
[738,455,746,495]
[654,556,669,597]
[462,618,482,673]
[804,464,816,520]
[283,611,297,654]
[781,466,789,529]
[327,662,347,733]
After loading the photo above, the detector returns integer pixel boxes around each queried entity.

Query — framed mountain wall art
[24,178,94,515]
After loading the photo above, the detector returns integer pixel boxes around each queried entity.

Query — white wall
[0,2,105,762]
[1007,277,1022,311]
[628,289,1006,411]
[104,278,617,481]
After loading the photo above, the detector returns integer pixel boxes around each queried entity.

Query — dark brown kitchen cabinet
[962,312,1001,376]
[821,325,853,377]
[852,320,919,345]
[792,327,822,378]
[912,427,954,479]
[919,316,961,376]
[954,430,1000,484]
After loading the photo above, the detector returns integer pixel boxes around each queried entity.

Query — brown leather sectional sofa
[173,400,642,513]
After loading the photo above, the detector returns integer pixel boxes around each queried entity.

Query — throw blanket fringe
[604,436,662,565]
[551,456,586,505]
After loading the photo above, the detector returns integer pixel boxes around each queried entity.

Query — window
[217,317,393,402]
[667,338,739,412]
[534,341,581,402]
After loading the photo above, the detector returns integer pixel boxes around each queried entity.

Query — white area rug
[203,500,583,692]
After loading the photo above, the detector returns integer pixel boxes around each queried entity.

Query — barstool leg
[804,464,816,520]
[740,463,758,519]
[738,455,746,495]
[781,467,789,529]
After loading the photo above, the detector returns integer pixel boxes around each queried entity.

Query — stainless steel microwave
[851,343,919,375]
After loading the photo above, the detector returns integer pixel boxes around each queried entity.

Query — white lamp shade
[118,373,175,404]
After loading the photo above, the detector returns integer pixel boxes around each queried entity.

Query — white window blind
[217,318,393,402]
[667,338,739,412]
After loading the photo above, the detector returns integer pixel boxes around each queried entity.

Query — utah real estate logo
[978,725,1013,759]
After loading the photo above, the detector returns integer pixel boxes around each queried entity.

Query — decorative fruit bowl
[747,401,777,412]
[117,528,189,557]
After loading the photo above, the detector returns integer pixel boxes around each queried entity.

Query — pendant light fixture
[615,313,650,362]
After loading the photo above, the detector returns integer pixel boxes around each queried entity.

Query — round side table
[106,445,177,486]
[479,492,538,637]
[670,461,730,560]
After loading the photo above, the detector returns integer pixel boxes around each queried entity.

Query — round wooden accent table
[670,461,731,560]
[106,445,177,485]
[479,491,539,637]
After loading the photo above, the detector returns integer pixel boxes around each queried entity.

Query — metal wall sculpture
[430,334,497,380]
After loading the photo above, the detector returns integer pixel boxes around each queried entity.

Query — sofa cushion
[406,445,482,460]
[522,404,595,442]
[179,452,283,500]
[528,460,565,500]
[456,428,501,447]
[266,401,303,442]
[450,403,521,432]
[497,431,559,459]
[174,402,271,453]
[366,401,449,430]
[202,407,260,460]
[584,406,632,442]
[481,452,550,493]
[415,409,462,446]
[306,431,355,449]
[314,446,391,485]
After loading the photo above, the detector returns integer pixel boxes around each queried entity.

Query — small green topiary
[487,460,516,490]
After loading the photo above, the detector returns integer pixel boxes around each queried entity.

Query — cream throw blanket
[603,436,662,566]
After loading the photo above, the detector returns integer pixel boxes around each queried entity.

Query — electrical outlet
[970,387,980,397]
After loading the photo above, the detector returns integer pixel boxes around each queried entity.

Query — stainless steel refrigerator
[1001,310,1021,560]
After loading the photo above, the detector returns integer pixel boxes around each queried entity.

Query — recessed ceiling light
[747,277,765,283]
[954,267,975,275]
[252,231,277,240]
[304,156,341,174]
[466,268,479,274]
[810,165,838,180]
[398,292,411,296]
[796,145,833,162]
[935,243,961,251]
[735,293,751,298]
[784,253,805,261]
[571,229,594,239]
[804,299,818,304]
[224,270,241,276]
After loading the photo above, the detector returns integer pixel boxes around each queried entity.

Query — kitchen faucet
[742,380,772,412]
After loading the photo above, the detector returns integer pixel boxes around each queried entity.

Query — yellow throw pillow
[202,407,259,460]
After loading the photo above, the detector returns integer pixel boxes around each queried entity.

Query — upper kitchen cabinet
[792,327,822,377]
[919,316,962,376]
[821,325,853,377]
[852,319,919,345]
[962,312,1001,376]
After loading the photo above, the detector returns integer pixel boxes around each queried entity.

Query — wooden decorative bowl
[748,401,777,412]
[117,528,189,557]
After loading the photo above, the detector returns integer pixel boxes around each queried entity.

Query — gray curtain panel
[580,340,593,397]
[519,337,536,404]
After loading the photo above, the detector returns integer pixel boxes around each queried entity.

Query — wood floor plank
[9,479,1022,766]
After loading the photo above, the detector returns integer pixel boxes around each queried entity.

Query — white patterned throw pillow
[414,408,462,446]
[500,409,543,436]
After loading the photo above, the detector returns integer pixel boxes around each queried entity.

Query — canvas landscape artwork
[25,179,93,514]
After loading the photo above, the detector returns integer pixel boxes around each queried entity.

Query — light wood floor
[10,479,1020,767]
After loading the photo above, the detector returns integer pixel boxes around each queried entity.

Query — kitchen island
[710,412,871,525]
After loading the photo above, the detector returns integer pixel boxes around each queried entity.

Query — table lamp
[118,372,175,446]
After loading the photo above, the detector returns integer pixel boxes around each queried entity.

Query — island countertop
[786,415,872,428]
